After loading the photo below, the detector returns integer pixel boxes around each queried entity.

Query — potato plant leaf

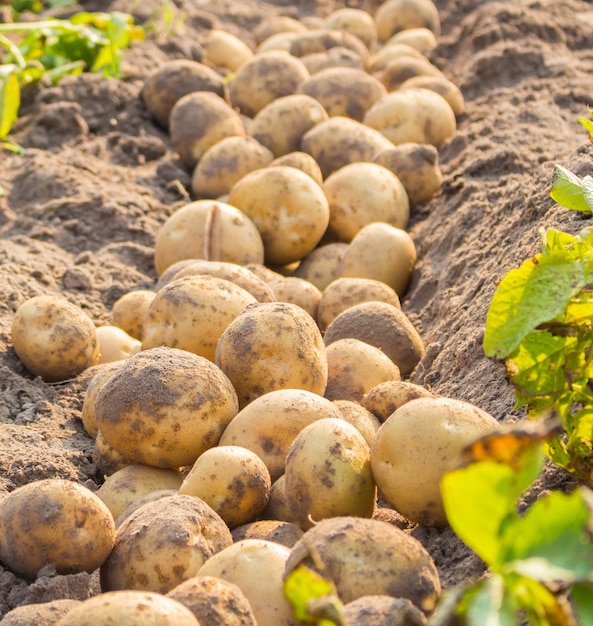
[571,583,593,626]
[0,64,20,140]
[550,164,593,214]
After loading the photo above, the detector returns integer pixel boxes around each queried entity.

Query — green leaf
[0,64,20,140]
[571,583,593,626]
[550,164,593,213]
[464,576,516,626]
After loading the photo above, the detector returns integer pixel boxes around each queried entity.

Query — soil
[1,0,592,618]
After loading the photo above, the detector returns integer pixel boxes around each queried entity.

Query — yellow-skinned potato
[111,289,155,340]
[179,445,271,529]
[170,92,246,169]
[343,596,428,626]
[284,418,376,529]
[227,165,329,266]
[96,325,141,364]
[142,59,229,129]
[93,430,133,476]
[374,142,443,207]
[375,0,441,42]
[294,242,350,291]
[202,29,254,72]
[399,74,466,116]
[141,274,257,362]
[2,599,81,626]
[101,494,232,593]
[368,42,425,74]
[55,591,200,626]
[249,94,328,158]
[0,479,115,579]
[386,26,438,55]
[332,399,382,446]
[154,200,264,276]
[370,397,501,527]
[11,295,99,382]
[114,489,178,528]
[256,31,300,54]
[232,520,303,549]
[325,338,401,403]
[339,222,417,295]
[300,46,366,74]
[96,464,183,520]
[364,88,457,147]
[191,136,274,199]
[253,16,307,46]
[260,475,298,523]
[324,8,378,51]
[267,276,322,319]
[270,151,324,184]
[229,51,310,118]
[375,56,445,92]
[95,347,239,468]
[324,301,425,376]
[81,361,121,438]
[323,162,409,241]
[317,277,401,333]
[362,380,434,422]
[289,29,369,66]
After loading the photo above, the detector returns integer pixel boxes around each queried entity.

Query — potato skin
[0,479,115,579]
[2,599,82,626]
[374,0,441,41]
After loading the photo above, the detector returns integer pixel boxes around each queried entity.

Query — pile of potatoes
[2,1,497,624]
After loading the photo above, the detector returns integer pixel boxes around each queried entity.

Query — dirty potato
[294,242,350,291]
[111,289,156,340]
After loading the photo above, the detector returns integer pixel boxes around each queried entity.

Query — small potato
[300,46,366,74]
[249,94,328,158]
[179,446,271,529]
[374,0,441,41]
[95,347,239,468]
[229,51,310,118]
[154,200,264,276]
[270,151,324,185]
[285,517,440,614]
[294,242,350,291]
[399,74,466,116]
[191,136,274,199]
[370,397,501,527]
[290,29,369,66]
[362,380,434,422]
[324,8,378,51]
[0,479,115,579]
[323,162,409,241]
[101,494,232,593]
[256,31,300,54]
[202,29,254,72]
[284,418,376,529]
[170,92,246,169]
[375,56,445,92]
[344,596,428,626]
[324,301,425,376]
[141,274,257,362]
[227,166,329,266]
[368,42,425,74]
[317,277,401,333]
[298,67,386,122]
[2,599,81,626]
[374,143,443,207]
[386,27,438,55]
[56,591,200,625]
[332,399,382,446]
[142,59,229,129]
[168,576,257,626]
[96,464,183,520]
[363,88,456,147]
[219,389,343,481]
[96,325,141,364]
[267,276,322,319]
[81,361,122,438]
[11,295,99,382]
[254,16,307,46]
[111,289,155,340]
[339,222,417,295]
[232,520,303,549]
[325,338,401,403]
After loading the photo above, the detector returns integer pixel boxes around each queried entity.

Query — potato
[95,347,239,468]
[325,338,401,403]
[324,162,409,241]
[324,8,378,51]
[229,51,310,118]
[362,380,434,422]
[370,397,501,526]
[231,520,303,549]
[96,464,183,520]
[332,399,381,446]
[373,143,443,207]
[399,74,466,117]
[11,295,99,382]
[142,59,229,129]
[56,591,200,625]
[386,27,438,55]
[285,517,440,613]
[294,242,350,291]
[374,0,441,41]
[249,94,328,158]
[95,325,141,364]
[285,418,376,529]
[270,151,324,184]
[300,46,366,74]
[80,361,121,438]
[93,430,132,476]
[368,42,424,74]
[324,301,425,376]
[317,277,401,333]
[170,92,246,169]
[375,56,445,92]
[267,276,322,319]
[339,222,417,295]
[298,67,386,122]
[2,600,81,626]
[364,88,456,147]
[219,388,342,481]
[141,274,257,362]
[244,263,285,283]
[343,596,427,626]
[260,475,296,523]
[197,539,296,626]
[111,289,155,340]
[301,116,394,178]
[227,166,329,266]
[167,576,257,626]
[256,31,300,54]
[202,29,254,72]
[0,478,115,579]
[154,200,264,276]
[101,494,232,593]
[253,16,307,45]
[289,29,369,66]
[191,136,274,199]
[179,446,271,529]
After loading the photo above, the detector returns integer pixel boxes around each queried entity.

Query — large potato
[202,29,254,72]
[370,397,501,526]
[101,494,232,593]
[0,479,115,579]
[95,347,239,468]
[227,165,329,266]
[11,295,99,382]
[374,0,441,41]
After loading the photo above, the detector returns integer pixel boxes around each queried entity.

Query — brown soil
[1,0,591,617]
